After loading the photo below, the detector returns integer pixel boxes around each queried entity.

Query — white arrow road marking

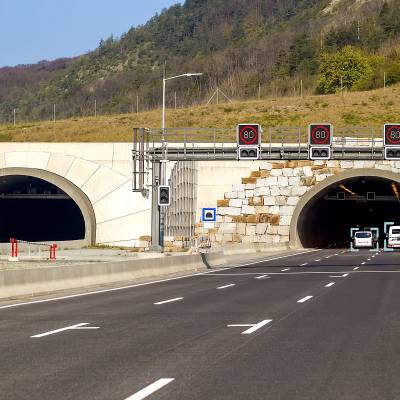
[325,282,335,287]
[227,319,272,335]
[154,297,183,305]
[255,275,270,279]
[217,284,236,290]
[31,323,99,338]
[124,378,174,400]
[297,296,313,303]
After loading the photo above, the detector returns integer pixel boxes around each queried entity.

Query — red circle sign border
[385,125,400,145]
[310,125,330,145]
[239,125,258,145]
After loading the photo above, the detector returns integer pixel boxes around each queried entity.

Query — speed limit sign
[237,124,261,146]
[384,124,400,146]
[308,123,333,146]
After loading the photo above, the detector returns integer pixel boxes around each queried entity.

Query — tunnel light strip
[391,183,400,200]
[339,184,356,196]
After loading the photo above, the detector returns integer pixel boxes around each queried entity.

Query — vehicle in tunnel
[0,175,85,243]
[353,231,373,249]
[297,175,400,248]
[388,226,400,248]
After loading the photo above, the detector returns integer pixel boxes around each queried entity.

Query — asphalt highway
[1,247,400,400]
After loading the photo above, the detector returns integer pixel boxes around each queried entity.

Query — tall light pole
[162,73,203,132]
[155,72,202,252]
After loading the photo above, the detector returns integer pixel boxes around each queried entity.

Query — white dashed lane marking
[297,296,313,303]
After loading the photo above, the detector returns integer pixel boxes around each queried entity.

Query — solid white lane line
[124,378,174,400]
[217,284,236,290]
[31,323,99,338]
[154,297,183,305]
[300,263,308,266]
[325,282,335,287]
[281,268,290,272]
[255,275,270,279]
[0,249,320,311]
[297,296,313,303]
[228,319,273,335]
[361,262,366,265]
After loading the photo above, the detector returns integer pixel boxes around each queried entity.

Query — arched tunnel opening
[297,175,400,248]
[0,175,85,242]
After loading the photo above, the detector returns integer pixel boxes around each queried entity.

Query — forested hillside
[1,0,400,125]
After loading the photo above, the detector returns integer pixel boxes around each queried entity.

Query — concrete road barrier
[0,244,292,300]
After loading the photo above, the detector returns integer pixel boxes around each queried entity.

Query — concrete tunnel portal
[292,169,400,248]
[0,169,96,246]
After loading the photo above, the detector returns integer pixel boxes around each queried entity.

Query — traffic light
[385,147,400,160]
[309,146,331,160]
[158,185,170,206]
[238,146,259,160]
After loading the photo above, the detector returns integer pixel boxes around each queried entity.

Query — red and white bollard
[49,244,57,260]
[9,238,19,262]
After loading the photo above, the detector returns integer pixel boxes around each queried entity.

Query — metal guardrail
[132,126,387,191]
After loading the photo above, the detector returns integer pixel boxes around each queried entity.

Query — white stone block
[267,225,279,234]
[256,223,268,235]
[245,183,256,190]
[218,207,241,216]
[280,187,292,196]
[265,177,278,186]
[254,187,270,196]
[276,196,287,206]
[280,206,296,216]
[278,226,290,236]
[293,168,304,177]
[280,216,291,226]
[65,158,100,188]
[303,166,313,177]
[255,179,265,188]
[327,160,340,167]
[47,154,74,177]
[269,206,280,214]
[282,168,294,177]
[245,190,254,198]
[277,176,289,186]
[270,169,283,176]
[353,161,365,169]
[224,191,238,199]
[270,187,280,196]
[289,177,301,186]
[316,174,328,182]
[237,191,246,199]
[287,196,299,206]
[220,223,236,234]
[223,234,233,242]
[263,196,276,206]
[242,205,256,215]
[229,199,243,208]
[259,162,273,170]
[246,225,256,235]
[272,235,281,244]
[237,223,246,235]
[291,186,308,196]
[5,151,50,170]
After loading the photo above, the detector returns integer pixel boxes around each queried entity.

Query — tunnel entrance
[0,175,85,242]
[296,175,400,248]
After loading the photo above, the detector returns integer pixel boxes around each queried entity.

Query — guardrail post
[49,244,57,260]
[9,238,19,262]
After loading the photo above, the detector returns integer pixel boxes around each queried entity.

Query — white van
[388,226,400,248]
[353,231,373,249]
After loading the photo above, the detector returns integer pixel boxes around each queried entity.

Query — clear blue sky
[0,0,181,67]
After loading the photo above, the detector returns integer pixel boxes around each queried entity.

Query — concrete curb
[0,244,290,300]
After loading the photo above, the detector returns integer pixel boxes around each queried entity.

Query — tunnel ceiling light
[339,184,356,196]
[391,183,400,200]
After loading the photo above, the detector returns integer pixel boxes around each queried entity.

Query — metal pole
[384,72,386,90]
[162,78,166,132]
[300,80,303,98]
[258,82,261,100]
[174,91,177,110]
[53,104,56,123]
[94,99,97,117]
[150,161,162,252]
[136,95,139,113]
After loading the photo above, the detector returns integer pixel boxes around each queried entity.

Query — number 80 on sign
[308,123,333,146]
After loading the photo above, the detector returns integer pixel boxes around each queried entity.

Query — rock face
[198,160,400,245]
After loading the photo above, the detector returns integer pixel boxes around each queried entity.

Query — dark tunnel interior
[0,175,85,242]
[297,176,400,248]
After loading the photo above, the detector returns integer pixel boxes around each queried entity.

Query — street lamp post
[157,72,202,252]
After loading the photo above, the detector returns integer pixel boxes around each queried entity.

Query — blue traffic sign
[202,208,216,222]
